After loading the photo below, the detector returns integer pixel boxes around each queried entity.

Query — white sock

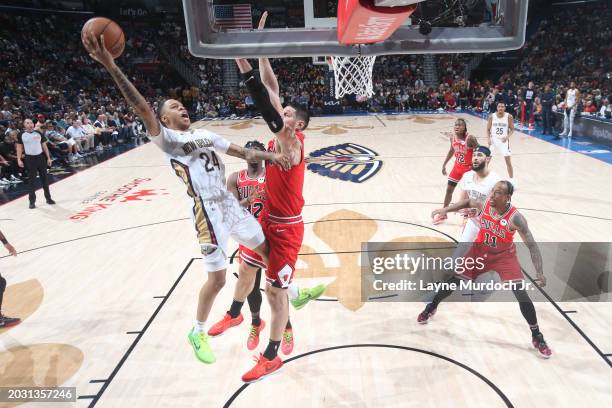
[194,320,206,332]
[287,282,299,300]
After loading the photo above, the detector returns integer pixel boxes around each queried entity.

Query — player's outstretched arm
[432,198,482,219]
[83,31,159,136]
[257,12,281,103]
[235,58,284,134]
[226,143,290,170]
[511,212,545,287]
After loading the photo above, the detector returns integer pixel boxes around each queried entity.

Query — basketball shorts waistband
[268,213,302,224]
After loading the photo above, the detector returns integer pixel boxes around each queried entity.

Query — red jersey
[452,133,473,169]
[265,130,305,221]
[236,169,266,220]
[476,198,517,253]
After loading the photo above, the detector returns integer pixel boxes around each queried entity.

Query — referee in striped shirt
[16,118,55,209]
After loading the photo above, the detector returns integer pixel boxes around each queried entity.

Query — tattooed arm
[511,211,546,287]
[82,31,160,136]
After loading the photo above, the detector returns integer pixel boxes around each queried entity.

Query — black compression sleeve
[241,70,284,133]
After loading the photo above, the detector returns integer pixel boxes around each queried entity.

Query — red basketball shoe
[532,334,552,359]
[417,304,437,324]
[242,354,283,383]
[247,320,265,351]
[208,313,243,337]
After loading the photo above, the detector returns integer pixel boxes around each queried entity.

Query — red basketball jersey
[265,130,305,220]
[236,169,266,220]
[452,133,473,169]
[476,198,517,252]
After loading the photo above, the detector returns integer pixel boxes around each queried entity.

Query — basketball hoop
[329,54,376,99]
[329,0,417,99]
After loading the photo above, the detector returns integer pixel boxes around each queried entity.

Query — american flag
[213,4,253,29]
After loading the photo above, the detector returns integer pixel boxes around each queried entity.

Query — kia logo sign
[324,100,341,106]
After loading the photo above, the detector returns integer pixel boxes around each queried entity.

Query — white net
[330,55,376,99]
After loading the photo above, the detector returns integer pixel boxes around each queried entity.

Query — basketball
[81,17,125,59]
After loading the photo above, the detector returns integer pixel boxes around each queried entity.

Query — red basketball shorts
[460,245,524,282]
[261,216,304,288]
[239,244,266,269]
[448,163,471,184]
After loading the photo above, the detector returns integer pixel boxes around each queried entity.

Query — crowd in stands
[1,4,611,185]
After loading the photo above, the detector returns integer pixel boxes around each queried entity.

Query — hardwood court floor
[0,113,610,407]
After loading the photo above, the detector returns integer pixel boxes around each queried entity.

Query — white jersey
[152,125,231,200]
[566,89,577,108]
[458,170,502,226]
[490,112,510,139]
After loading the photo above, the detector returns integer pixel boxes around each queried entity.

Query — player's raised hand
[83,31,114,68]
[258,11,268,29]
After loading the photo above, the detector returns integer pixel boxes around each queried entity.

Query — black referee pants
[24,154,52,204]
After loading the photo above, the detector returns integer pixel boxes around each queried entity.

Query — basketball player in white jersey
[560,82,580,138]
[454,146,502,257]
[83,31,291,365]
[487,101,514,179]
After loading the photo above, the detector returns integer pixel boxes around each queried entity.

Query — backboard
[182,0,528,59]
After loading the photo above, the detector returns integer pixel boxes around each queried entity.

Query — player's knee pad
[0,275,6,293]
[471,271,501,302]
[241,70,284,133]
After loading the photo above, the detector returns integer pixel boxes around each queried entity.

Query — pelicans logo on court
[306,143,382,183]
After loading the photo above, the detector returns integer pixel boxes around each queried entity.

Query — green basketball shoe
[290,284,327,310]
[187,328,216,364]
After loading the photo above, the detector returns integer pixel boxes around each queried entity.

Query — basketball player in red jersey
[209,140,323,354]
[422,181,552,358]
[235,52,315,381]
[435,118,479,224]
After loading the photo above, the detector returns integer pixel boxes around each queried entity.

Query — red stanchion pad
[337,0,417,45]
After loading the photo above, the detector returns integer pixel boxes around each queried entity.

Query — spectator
[599,98,611,118]
[533,97,543,126]
[0,131,23,184]
[66,120,91,153]
[93,114,112,151]
[583,99,598,114]
[540,84,555,135]
[80,118,97,151]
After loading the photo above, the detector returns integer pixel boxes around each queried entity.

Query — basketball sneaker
[0,315,21,328]
[208,313,243,337]
[532,334,552,359]
[187,328,216,364]
[247,320,266,351]
[417,304,437,324]
[290,284,327,310]
[281,328,294,355]
[432,213,448,225]
[242,354,283,383]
